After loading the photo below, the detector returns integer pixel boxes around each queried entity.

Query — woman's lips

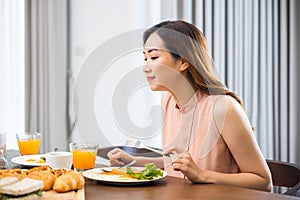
[147,76,155,82]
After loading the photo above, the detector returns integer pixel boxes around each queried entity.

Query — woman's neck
[171,80,196,109]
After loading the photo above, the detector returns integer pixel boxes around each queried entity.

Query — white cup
[45,151,73,170]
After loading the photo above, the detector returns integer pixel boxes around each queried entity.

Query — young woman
[108,20,272,192]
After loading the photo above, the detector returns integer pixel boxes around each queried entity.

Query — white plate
[11,154,46,166]
[82,167,167,185]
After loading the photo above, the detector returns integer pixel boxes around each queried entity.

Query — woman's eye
[144,57,158,61]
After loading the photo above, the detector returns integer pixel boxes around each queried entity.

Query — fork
[119,159,136,169]
[101,159,136,172]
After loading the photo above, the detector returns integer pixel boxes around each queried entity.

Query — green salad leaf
[126,163,163,180]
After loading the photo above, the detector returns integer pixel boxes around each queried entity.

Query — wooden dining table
[84,175,299,200]
[6,150,299,200]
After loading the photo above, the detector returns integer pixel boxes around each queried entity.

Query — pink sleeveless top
[162,91,240,177]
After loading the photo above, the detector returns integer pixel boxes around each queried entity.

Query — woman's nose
[143,64,151,73]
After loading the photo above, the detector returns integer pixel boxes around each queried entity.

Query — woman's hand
[107,148,134,166]
[172,151,206,183]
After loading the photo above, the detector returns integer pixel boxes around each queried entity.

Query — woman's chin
[149,84,165,92]
[150,86,158,91]
[149,83,161,91]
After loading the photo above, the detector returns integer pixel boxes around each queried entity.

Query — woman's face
[143,33,183,92]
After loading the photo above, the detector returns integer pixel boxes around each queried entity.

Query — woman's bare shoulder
[212,95,249,134]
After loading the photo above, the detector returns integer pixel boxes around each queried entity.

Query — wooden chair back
[266,159,300,196]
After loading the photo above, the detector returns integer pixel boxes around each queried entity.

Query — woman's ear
[179,59,189,71]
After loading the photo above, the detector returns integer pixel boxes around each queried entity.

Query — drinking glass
[69,142,98,171]
[0,132,6,156]
[16,132,41,155]
[0,150,8,169]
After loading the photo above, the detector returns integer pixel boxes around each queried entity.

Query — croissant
[26,165,53,174]
[0,173,26,181]
[0,168,27,181]
[0,168,27,176]
[27,170,56,191]
[53,171,85,192]
[53,168,67,178]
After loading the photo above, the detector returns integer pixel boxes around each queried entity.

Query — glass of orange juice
[16,132,41,155]
[69,142,98,171]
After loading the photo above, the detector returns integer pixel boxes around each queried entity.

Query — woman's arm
[107,148,164,168]
[135,156,164,168]
[172,96,272,191]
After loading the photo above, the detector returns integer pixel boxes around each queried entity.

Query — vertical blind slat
[179,0,299,163]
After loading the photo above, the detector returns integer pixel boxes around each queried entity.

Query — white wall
[70,0,163,148]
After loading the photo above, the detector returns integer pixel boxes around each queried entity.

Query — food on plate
[0,177,43,199]
[126,163,163,180]
[25,157,46,165]
[27,171,56,191]
[53,171,85,193]
[100,168,135,180]
[40,156,46,162]
[98,163,164,181]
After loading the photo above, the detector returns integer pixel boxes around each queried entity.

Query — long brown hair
[143,20,242,105]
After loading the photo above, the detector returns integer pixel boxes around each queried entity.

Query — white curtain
[0,0,25,149]
[168,0,300,164]
[25,0,69,152]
